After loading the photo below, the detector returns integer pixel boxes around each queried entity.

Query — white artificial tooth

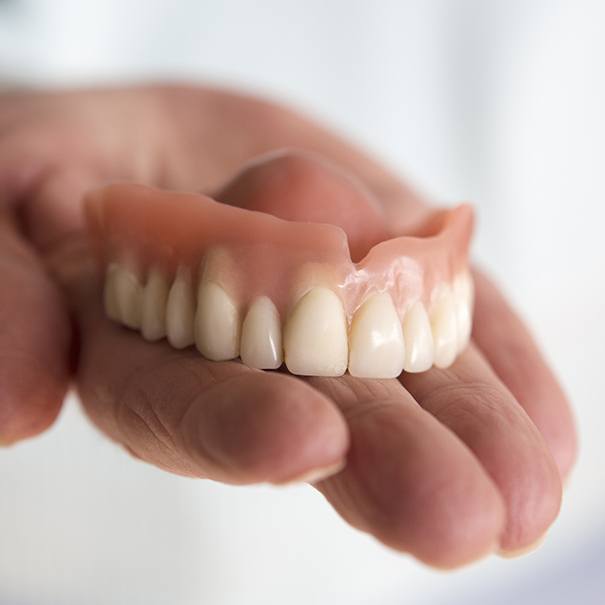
[284,287,348,377]
[402,301,434,372]
[430,284,458,369]
[114,263,143,329]
[195,282,240,361]
[454,300,472,353]
[458,270,474,306]
[165,266,195,349]
[103,263,121,322]
[141,266,169,341]
[240,296,283,370]
[453,272,473,353]
[348,293,405,379]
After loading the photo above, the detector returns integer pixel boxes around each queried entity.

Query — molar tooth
[113,263,143,329]
[457,270,474,306]
[348,293,405,379]
[284,287,348,377]
[240,296,283,370]
[430,284,458,369]
[195,282,240,361]
[141,266,169,342]
[455,304,471,353]
[453,272,473,353]
[103,263,121,322]
[166,266,195,349]
[402,301,434,373]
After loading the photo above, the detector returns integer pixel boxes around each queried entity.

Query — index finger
[21,171,350,483]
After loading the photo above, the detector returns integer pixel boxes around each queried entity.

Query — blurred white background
[0,1,603,603]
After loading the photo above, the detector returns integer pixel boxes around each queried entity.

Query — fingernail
[276,459,346,486]
[498,533,547,558]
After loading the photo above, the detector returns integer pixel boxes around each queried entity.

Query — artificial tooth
[453,272,474,352]
[240,296,283,370]
[113,263,143,329]
[348,293,405,379]
[456,270,474,306]
[165,266,195,349]
[141,266,169,342]
[430,284,458,369]
[402,301,434,373]
[284,287,348,377]
[103,263,121,322]
[195,282,240,361]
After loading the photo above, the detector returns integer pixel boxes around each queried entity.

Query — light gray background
[0,1,603,603]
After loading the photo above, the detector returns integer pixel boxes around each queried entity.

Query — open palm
[0,86,576,567]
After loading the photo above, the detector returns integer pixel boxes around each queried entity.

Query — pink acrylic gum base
[86,184,474,320]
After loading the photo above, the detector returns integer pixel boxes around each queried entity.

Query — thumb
[0,177,74,443]
[20,169,103,308]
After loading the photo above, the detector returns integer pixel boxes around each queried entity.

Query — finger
[218,152,504,563]
[471,269,577,480]
[295,133,578,482]
[309,375,505,569]
[74,281,348,483]
[22,172,350,483]
[217,148,389,261]
[0,206,70,444]
[302,127,579,485]
[401,345,562,553]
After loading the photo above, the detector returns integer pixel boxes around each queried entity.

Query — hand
[0,86,576,567]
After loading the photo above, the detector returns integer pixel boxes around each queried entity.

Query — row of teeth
[103,263,473,378]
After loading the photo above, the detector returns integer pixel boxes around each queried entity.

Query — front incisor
[348,292,405,379]
[240,296,283,369]
[284,287,348,377]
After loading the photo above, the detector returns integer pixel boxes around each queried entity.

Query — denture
[86,175,474,379]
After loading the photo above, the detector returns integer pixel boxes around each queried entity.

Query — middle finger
[401,344,562,553]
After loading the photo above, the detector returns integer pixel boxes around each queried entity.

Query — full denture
[86,183,474,378]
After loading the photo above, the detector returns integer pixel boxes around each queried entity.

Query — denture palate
[88,184,474,379]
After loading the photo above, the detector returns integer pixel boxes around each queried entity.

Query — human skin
[0,86,577,567]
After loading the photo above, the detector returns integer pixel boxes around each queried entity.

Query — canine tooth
[284,287,348,377]
[195,282,240,361]
[141,266,169,341]
[402,301,434,372]
[348,293,405,379]
[114,264,143,329]
[103,263,121,322]
[166,266,195,349]
[240,296,283,369]
[430,285,458,369]
[453,272,473,352]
